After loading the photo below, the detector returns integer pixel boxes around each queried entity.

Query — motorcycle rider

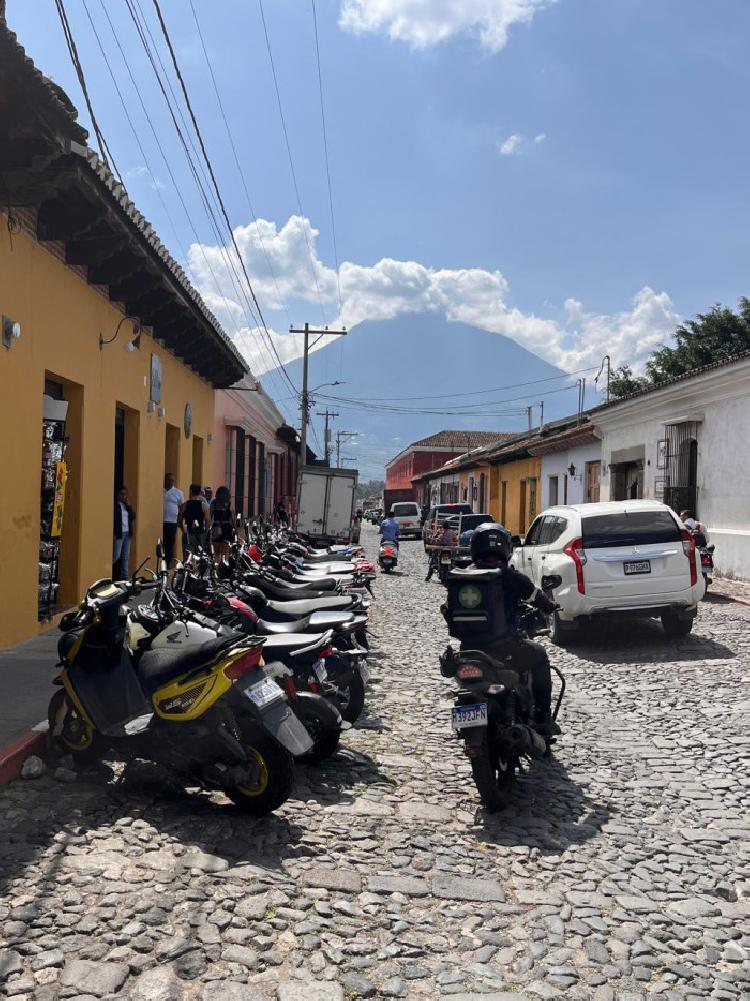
[680,509,709,543]
[450,523,560,737]
[379,512,400,549]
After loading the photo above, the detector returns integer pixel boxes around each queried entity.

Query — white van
[389,501,422,540]
[511,500,704,643]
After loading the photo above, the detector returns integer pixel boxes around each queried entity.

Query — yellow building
[0,27,247,647]
[488,456,542,536]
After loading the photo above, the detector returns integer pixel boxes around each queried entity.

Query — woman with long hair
[210,485,234,560]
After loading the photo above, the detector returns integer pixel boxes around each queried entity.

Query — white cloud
[339,0,557,52]
[124,164,165,192]
[534,132,546,143]
[499,133,524,156]
[186,214,678,380]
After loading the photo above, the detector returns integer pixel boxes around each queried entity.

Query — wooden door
[586,460,601,502]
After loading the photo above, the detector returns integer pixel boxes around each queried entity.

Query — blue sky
[8,0,750,444]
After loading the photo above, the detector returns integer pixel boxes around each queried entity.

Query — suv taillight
[681,529,698,586]
[563,537,587,594]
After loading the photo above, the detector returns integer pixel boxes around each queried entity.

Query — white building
[594,352,750,579]
[529,424,602,509]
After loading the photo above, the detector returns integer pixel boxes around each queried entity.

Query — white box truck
[296,466,358,543]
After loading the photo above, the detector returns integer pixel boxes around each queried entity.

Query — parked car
[422,503,473,548]
[389,501,422,539]
[510,500,704,645]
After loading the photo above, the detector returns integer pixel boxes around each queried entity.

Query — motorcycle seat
[259,632,328,654]
[307,611,356,629]
[137,636,235,693]
[266,596,355,615]
[256,616,313,635]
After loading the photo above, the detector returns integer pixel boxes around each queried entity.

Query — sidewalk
[0,626,59,746]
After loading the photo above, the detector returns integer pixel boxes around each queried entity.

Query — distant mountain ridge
[267,314,597,476]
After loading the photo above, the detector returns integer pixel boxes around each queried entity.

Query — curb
[0,728,47,785]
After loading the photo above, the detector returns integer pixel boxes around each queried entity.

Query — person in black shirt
[458,523,559,736]
[179,484,211,556]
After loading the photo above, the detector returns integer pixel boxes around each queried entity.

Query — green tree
[645,298,750,384]
[609,365,648,399]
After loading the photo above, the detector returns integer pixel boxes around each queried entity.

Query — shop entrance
[40,374,82,618]
[165,423,181,485]
[113,404,139,576]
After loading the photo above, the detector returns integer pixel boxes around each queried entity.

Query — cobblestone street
[1,525,749,1001]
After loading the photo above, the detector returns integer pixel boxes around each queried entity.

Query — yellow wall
[489,457,542,535]
[0,224,215,648]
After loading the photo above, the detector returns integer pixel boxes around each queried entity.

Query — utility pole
[336,430,357,467]
[289,322,347,479]
[539,400,544,431]
[316,409,339,466]
[526,405,533,431]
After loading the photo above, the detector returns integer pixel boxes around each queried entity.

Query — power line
[257,0,329,327]
[92,0,291,399]
[149,0,298,393]
[188,0,292,331]
[53,0,121,179]
[315,382,579,415]
[310,0,343,322]
[119,0,292,397]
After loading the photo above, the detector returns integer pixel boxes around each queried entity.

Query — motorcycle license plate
[358,663,370,683]
[441,558,452,565]
[624,560,651,575]
[451,703,488,730]
[245,677,283,707]
[312,659,327,683]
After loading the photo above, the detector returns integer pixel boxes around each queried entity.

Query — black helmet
[470,523,512,563]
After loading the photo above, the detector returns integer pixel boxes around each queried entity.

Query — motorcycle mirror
[541,574,562,591]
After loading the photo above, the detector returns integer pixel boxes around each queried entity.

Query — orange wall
[0,220,215,647]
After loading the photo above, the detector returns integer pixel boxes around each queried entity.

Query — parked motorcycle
[49,575,312,815]
[378,540,398,574]
[440,571,565,812]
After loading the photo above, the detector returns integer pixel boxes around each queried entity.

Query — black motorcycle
[440,573,565,812]
[692,530,715,592]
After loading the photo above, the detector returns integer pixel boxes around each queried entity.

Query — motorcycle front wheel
[470,740,516,812]
[47,690,102,765]
[334,669,366,724]
[226,739,295,816]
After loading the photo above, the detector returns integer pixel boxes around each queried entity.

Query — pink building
[212,376,299,519]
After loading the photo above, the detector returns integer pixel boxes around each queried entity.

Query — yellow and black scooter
[48,576,312,815]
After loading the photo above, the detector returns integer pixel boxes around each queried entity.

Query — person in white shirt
[680,509,709,542]
[163,473,185,564]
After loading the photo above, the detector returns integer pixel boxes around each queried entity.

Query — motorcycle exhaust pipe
[503,723,547,759]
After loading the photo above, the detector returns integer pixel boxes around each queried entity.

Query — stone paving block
[277,982,344,1001]
[432,874,506,902]
[367,874,430,896]
[60,960,129,997]
[397,801,452,823]
[302,866,363,893]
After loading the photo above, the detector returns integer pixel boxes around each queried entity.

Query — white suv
[511,500,704,644]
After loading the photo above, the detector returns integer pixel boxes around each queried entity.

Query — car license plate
[451,703,488,730]
[312,659,327,683]
[624,560,651,575]
[358,663,370,683]
[245,677,283,707]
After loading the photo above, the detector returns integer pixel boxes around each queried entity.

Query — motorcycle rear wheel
[337,670,366,724]
[300,709,342,763]
[470,742,516,812]
[227,740,295,816]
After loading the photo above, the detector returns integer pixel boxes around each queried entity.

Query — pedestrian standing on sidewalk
[180,483,211,556]
[163,473,184,565]
[275,501,289,527]
[113,486,136,580]
[211,485,235,560]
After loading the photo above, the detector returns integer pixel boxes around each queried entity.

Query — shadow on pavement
[471,756,611,854]
[568,617,736,664]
